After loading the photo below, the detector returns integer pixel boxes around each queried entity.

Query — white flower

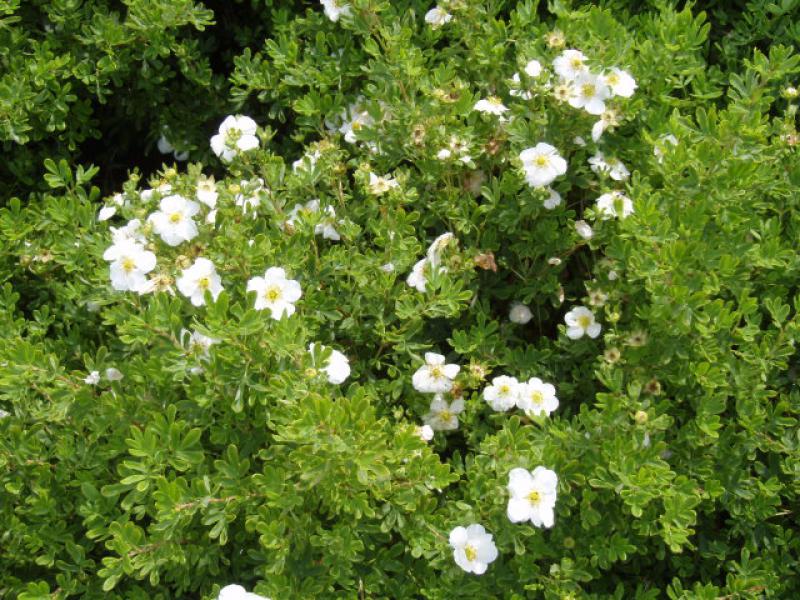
[423,394,465,431]
[553,49,588,81]
[448,525,499,575]
[320,0,351,22]
[406,258,430,292]
[574,219,593,240]
[473,96,508,115]
[235,178,267,217]
[292,149,321,172]
[509,73,533,100]
[412,352,460,394]
[483,375,520,412]
[285,200,340,240]
[573,135,587,147]
[335,101,374,143]
[367,172,399,195]
[654,134,678,163]
[564,306,601,339]
[519,143,567,188]
[416,424,435,441]
[568,72,610,115]
[424,6,452,28]
[426,232,454,266]
[196,175,218,209]
[591,109,620,142]
[309,343,351,384]
[157,135,173,155]
[517,378,558,416]
[218,583,270,600]
[543,187,562,209]
[436,148,452,160]
[589,152,629,181]
[548,257,562,266]
[509,302,533,324]
[176,257,224,307]
[98,205,117,221]
[105,367,124,382]
[596,191,634,219]
[182,329,218,362]
[139,183,172,203]
[602,68,637,98]
[210,115,259,162]
[507,467,558,527]
[110,219,145,245]
[380,262,395,273]
[0,409,8,419]
[84,370,101,385]
[103,239,157,293]
[147,195,200,246]
[524,59,543,78]
[247,267,302,319]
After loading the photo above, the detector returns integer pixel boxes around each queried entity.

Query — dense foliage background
[1,0,799,598]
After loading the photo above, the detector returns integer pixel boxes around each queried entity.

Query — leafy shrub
[1,1,800,599]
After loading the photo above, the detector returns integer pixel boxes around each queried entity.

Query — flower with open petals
[483,375,520,412]
[564,306,601,339]
[218,583,270,600]
[596,191,634,219]
[449,525,498,575]
[519,143,567,188]
[210,115,259,162]
[473,97,509,115]
[423,394,465,431]
[553,49,588,81]
[568,72,610,115]
[320,0,350,22]
[412,352,460,394]
[425,6,452,28]
[309,343,350,384]
[517,378,558,416]
[602,67,637,97]
[103,239,157,293]
[176,258,223,307]
[507,466,558,527]
[147,195,200,246]
[247,267,302,319]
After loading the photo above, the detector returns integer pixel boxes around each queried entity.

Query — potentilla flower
[591,109,620,142]
[587,288,608,307]
[176,257,224,307]
[553,49,588,81]
[235,178,267,217]
[509,73,533,100]
[473,96,509,115]
[247,267,302,319]
[181,329,218,362]
[426,232,455,266]
[519,143,567,188]
[105,367,124,382]
[436,148,452,160]
[653,134,678,163]
[336,101,374,143]
[139,183,172,203]
[210,115,259,162]
[412,352,460,394]
[320,0,351,22]
[423,394,465,431]
[507,466,558,527]
[596,191,634,219]
[292,149,321,172]
[367,172,399,195]
[509,302,533,324]
[564,306,601,339]
[98,205,117,221]
[517,378,558,416]
[147,194,200,246]
[574,219,593,240]
[483,375,520,412]
[543,187,562,209]
[568,72,610,115]
[449,525,499,575]
[424,6,452,28]
[196,175,218,209]
[309,343,351,384]
[406,258,430,292]
[589,152,629,181]
[602,67,637,97]
[110,218,146,245]
[218,583,270,600]
[416,424,435,441]
[103,239,157,292]
[286,199,341,241]
[84,370,100,385]
[525,59,543,77]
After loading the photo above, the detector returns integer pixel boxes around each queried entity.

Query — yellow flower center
[500,385,511,395]
[265,286,281,302]
[607,73,619,85]
[122,257,136,273]
[527,490,541,505]
[430,365,444,379]
[578,315,592,329]
[169,212,182,224]
[464,544,477,562]
[198,277,210,290]
[530,391,544,405]
[570,58,583,69]
[535,156,549,167]
[581,83,596,98]
[438,410,452,422]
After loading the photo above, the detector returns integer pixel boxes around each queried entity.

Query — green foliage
[1,1,800,599]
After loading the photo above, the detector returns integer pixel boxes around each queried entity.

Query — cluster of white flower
[320,0,351,22]
[424,6,452,28]
[449,465,559,574]
[588,151,630,181]
[483,375,559,417]
[367,172,399,195]
[83,367,123,385]
[412,352,463,435]
[435,136,472,164]
[284,199,341,241]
